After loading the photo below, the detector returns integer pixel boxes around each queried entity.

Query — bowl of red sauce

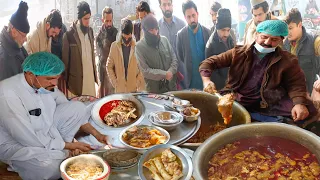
[193,123,320,180]
[91,94,145,129]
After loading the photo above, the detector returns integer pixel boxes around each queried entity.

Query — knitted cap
[77,1,91,19]
[10,1,30,33]
[256,20,288,37]
[142,14,158,31]
[250,0,266,7]
[216,8,232,30]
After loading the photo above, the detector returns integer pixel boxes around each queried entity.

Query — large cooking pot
[166,91,251,148]
[193,123,320,180]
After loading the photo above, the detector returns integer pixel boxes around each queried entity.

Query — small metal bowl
[180,108,200,122]
[119,125,170,150]
[148,111,183,131]
[172,99,191,111]
[138,144,193,180]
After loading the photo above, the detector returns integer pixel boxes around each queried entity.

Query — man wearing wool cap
[200,20,318,128]
[0,52,111,179]
[0,1,29,81]
[62,1,97,98]
[135,14,178,93]
[205,8,235,90]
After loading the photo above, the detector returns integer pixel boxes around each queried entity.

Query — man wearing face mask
[107,19,145,93]
[205,8,234,90]
[136,14,178,93]
[0,52,111,179]
[158,0,186,52]
[0,1,29,81]
[25,9,62,54]
[176,0,211,90]
[200,20,318,125]
[62,1,97,98]
[96,7,118,98]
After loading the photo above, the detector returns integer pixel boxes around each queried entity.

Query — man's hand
[64,142,92,152]
[166,71,173,81]
[313,79,320,92]
[95,133,113,149]
[291,104,309,121]
[203,80,217,94]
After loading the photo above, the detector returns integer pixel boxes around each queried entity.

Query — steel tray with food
[119,125,170,150]
[91,94,145,130]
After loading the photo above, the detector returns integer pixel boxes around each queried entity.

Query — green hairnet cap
[256,20,288,37]
[22,52,65,76]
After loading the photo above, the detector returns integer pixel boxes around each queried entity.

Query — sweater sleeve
[135,45,167,81]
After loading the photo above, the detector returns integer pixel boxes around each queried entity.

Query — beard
[189,22,198,30]
[80,20,89,34]
[162,10,173,18]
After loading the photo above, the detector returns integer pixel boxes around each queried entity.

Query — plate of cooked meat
[91,94,146,129]
[119,125,170,150]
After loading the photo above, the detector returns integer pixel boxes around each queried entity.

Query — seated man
[200,20,317,125]
[0,52,110,180]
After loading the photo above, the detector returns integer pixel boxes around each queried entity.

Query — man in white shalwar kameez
[0,52,110,180]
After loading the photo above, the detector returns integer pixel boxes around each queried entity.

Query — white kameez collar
[20,73,37,94]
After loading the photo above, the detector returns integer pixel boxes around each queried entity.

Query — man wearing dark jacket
[176,0,211,90]
[134,1,151,42]
[96,6,118,97]
[0,1,29,81]
[62,1,97,97]
[205,8,234,90]
[201,20,317,124]
[283,8,320,94]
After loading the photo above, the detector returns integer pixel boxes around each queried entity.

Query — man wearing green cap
[0,52,111,179]
[200,20,317,126]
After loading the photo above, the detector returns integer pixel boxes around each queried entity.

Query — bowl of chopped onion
[60,154,110,180]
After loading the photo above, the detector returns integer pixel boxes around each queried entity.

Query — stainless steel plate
[138,96,201,146]
[138,144,193,180]
[119,125,171,150]
[91,94,146,130]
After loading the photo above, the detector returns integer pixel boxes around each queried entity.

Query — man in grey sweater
[135,14,178,93]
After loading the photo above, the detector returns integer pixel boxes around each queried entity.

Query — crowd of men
[0,0,320,179]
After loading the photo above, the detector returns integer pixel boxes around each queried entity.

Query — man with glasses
[0,1,29,81]
[25,9,62,54]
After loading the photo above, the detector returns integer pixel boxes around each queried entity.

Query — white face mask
[254,42,276,54]
[32,77,54,94]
